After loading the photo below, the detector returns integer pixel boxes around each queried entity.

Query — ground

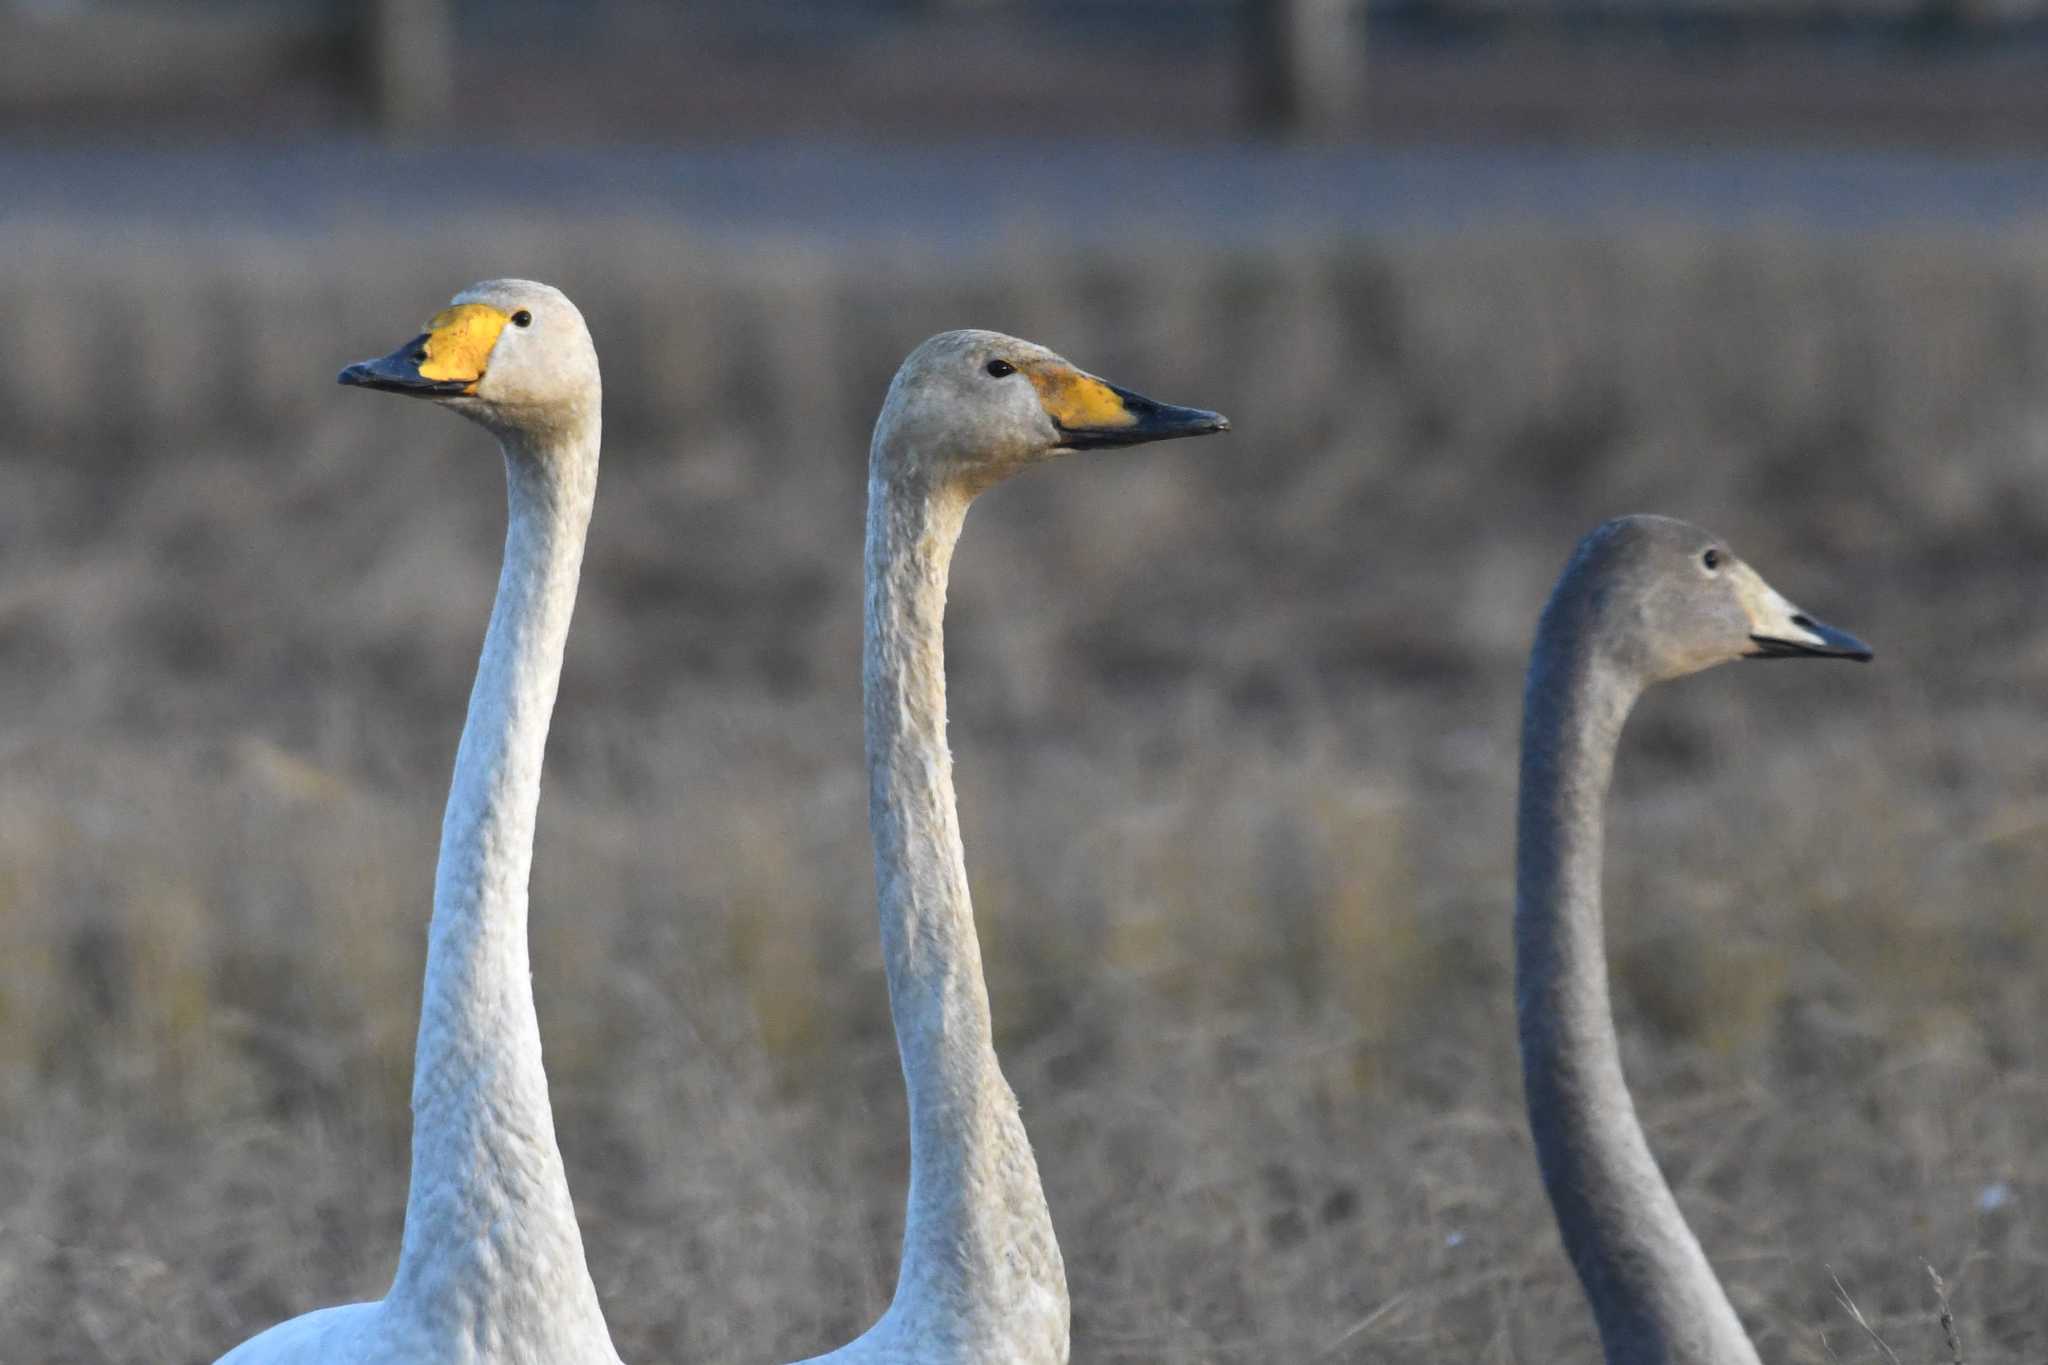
[0,204,2044,1362]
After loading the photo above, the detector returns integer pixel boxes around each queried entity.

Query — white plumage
[802,330,1227,1364]
[217,280,619,1365]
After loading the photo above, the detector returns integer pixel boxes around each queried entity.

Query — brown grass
[0,217,2044,1361]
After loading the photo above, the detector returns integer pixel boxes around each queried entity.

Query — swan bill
[1033,370,1230,450]
[338,302,512,397]
[1746,617,1873,661]
[1734,563,1872,662]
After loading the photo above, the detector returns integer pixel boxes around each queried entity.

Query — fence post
[363,0,453,139]
[1244,0,1362,138]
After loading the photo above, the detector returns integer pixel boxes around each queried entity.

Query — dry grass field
[0,218,2044,1362]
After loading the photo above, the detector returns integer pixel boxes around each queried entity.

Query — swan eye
[511,310,533,328]
[985,359,1015,378]
[1702,548,1722,571]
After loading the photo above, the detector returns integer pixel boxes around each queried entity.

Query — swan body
[217,281,620,1365]
[1515,515,1870,1365]
[803,330,1228,1365]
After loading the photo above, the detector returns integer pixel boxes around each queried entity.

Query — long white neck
[1514,603,1761,1365]
[856,449,1068,1361]
[386,417,615,1352]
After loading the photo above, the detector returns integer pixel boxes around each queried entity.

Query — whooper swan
[1516,515,1871,1365]
[216,281,620,1365]
[800,330,1228,1364]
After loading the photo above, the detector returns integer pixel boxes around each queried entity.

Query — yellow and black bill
[337,303,509,398]
[1031,367,1230,451]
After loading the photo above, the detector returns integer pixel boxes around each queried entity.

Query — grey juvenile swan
[216,282,622,1364]
[806,330,1228,1364]
[1516,515,1871,1365]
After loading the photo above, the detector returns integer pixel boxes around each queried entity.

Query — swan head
[338,279,600,440]
[875,329,1228,492]
[1559,514,1872,684]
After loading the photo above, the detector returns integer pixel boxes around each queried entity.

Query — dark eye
[985,358,1015,378]
[511,310,533,328]
[1702,548,1722,571]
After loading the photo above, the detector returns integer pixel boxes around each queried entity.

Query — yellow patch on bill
[417,303,511,391]
[1027,366,1135,432]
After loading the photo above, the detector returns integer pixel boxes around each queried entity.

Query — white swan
[1515,515,1871,1365]
[803,330,1229,1364]
[216,281,620,1365]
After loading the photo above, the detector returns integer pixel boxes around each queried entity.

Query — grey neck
[389,419,609,1334]
[859,457,1067,1352]
[1515,609,1762,1365]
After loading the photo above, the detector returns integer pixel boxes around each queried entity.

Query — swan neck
[864,468,985,1094]
[858,446,1066,1355]
[388,415,613,1343]
[1515,612,1760,1365]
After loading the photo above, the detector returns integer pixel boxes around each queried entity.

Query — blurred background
[3,2,2047,1361]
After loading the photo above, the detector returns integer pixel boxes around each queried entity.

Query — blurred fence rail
[9,0,2048,143]
[0,0,452,133]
